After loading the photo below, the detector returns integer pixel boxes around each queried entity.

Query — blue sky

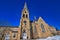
[0,0,60,30]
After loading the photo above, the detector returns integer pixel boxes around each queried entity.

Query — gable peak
[39,17,42,20]
[39,17,44,21]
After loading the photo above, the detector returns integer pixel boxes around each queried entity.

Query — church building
[0,2,57,40]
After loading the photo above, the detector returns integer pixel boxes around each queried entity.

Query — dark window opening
[25,11,27,13]
[27,37,28,39]
[13,33,16,38]
[2,34,4,37]
[23,14,25,18]
[23,30,26,33]
[24,21,26,25]
[26,15,28,18]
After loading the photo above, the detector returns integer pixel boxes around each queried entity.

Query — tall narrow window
[34,26,37,33]
[23,14,25,18]
[26,14,28,18]
[41,24,45,33]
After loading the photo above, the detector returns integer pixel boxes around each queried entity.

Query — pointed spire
[39,17,47,24]
[39,17,42,20]
[34,16,36,20]
[24,2,27,9]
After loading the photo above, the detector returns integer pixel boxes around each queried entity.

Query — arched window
[5,33,10,40]
[24,21,26,25]
[41,24,45,33]
[23,14,25,18]
[26,14,28,18]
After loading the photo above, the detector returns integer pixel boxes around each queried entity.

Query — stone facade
[0,2,58,40]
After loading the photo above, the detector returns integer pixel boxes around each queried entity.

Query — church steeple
[21,2,29,19]
[24,2,27,9]
[20,2,30,39]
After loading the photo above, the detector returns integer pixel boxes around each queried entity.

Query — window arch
[23,14,25,18]
[26,14,28,18]
[41,24,45,33]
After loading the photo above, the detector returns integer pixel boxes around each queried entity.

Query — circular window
[24,21,26,25]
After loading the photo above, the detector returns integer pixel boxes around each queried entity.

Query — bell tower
[20,2,30,39]
[21,2,29,19]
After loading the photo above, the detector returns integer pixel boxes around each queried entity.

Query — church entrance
[22,30,27,39]
[5,33,10,40]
